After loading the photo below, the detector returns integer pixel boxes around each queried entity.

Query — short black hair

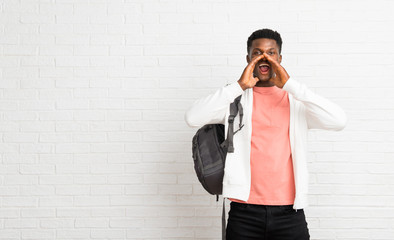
[247,28,282,54]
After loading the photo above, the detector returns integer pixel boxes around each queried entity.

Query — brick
[21,230,54,239]
[74,218,108,228]
[90,229,126,239]
[56,229,90,239]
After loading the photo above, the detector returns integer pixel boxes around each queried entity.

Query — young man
[185,29,347,240]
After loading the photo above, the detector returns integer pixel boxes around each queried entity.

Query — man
[185,29,347,240]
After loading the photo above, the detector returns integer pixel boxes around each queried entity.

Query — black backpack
[192,95,244,199]
[191,95,244,240]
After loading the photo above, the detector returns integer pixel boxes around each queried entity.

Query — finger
[262,53,280,69]
[247,54,265,70]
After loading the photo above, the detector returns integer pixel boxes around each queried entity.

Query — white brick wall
[1,0,394,239]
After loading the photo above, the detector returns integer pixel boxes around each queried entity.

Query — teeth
[259,64,269,67]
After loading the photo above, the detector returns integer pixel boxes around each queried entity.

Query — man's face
[247,38,282,82]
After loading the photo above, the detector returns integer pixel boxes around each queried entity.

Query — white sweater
[185,78,347,210]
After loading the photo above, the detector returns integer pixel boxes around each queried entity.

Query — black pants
[226,201,310,240]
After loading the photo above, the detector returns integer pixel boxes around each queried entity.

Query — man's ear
[279,54,282,64]
[246,54,250,63]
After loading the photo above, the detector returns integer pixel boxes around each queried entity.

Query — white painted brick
[91,185,123,195]
[110,196,145,206]
[55,121,89,132]
[126,228,161,239]
[0,78,19,88]
[56,208,91,217]
[56,186,89,196]
[40,218,74,229]
[90,56,124,67]
[73,88,108,98]
[2,197,37,207]
[4,219,38,228]
[39,175,73,185]
[89,78,122,88]
[91,229,126,239]
[143,173,176,184]
[20,34,55,46]
[0,164,19,175]
[108,153,142,163]
[89,122,123,131]
[107,24,142,35]
[20,164,55,174]
[90,34,124,45]
[20,143,53,153]
[55,165,89,174]
[55,143,90,153]
[92,207,125,217]
[160,13,193,24]
[2,153,38,164]
[4,24,38,35]
[74,196,109,207]
[107,132,142,142]
[56,229,90,239]
[55,56,90,67]
[110,46,143,56]
[90,164,124,174]
[39,111,72,121]
[3,66,38,78]
[74,3,107,15]
[0,230,19,239]
[0,209,20,218]
[144,45,211,56]
[72,133,106,142]
[125,184,158,195]
[159,184,193,195]
[90,143,123,153]
[108,175,143,184]
[21,14,54,24]
[56,34,90,45]
[109,218,144,228]
[21,208,55,218]
[161,228,194,238]
[108,3,141,15]
[39,133,72,143]
[0,186,19,196]
[90,99,124,109]
[3,133,38,143]
[125,13,159,24]
[122,78,157,89]
[0,143,19,153]
[73,174,107,184]
[21,230,54,239]
[40,67,73,78]
[39,196,73,207]
[124,99,157,110]
[40,3,73,15]
[56,15,88,24]
[74,218,109,228]
[21,78,55,89]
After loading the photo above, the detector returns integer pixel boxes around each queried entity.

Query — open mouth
[258,63,270,75]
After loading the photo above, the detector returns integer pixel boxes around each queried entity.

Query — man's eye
[268,52,275,55]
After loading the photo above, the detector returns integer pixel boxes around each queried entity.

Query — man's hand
[263,52,290,88]
[237,55,265,91]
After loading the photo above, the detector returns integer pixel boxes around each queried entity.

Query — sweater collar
[253,85,281,95]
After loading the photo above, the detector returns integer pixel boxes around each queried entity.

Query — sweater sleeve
[282,78,347,131]
[184,81,244,128]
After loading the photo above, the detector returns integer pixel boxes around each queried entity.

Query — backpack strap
[222,197,226,240]
[221,95,243,153]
